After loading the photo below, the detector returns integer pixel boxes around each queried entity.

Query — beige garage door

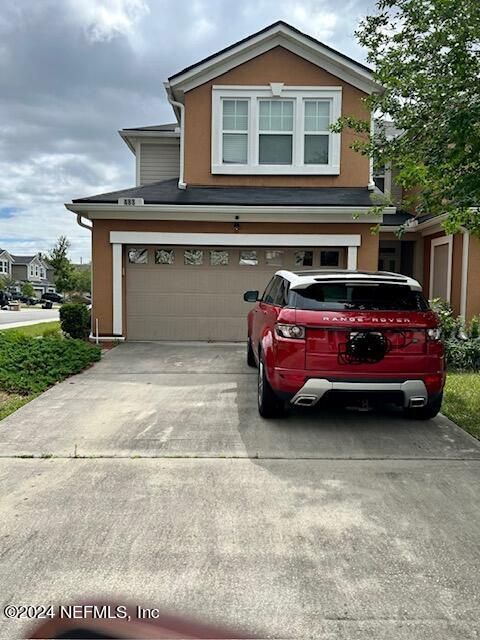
[125,245,346,341]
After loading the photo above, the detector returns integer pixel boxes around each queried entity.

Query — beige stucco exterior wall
[91,219,378,336]
[183,46,370,188]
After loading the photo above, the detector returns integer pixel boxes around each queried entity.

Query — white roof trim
[119,130,180,154]
[168,24,381,96]
[66,202,395,223]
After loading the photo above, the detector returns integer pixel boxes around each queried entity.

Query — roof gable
[168,21,381,96]
[0,249,13,263]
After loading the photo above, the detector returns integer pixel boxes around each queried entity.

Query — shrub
[429,300,480,371]
[468,316,480,339]
[60,303,90,339]
[444,338,480,372]
[0,332,101,395]
[429,298,462,338]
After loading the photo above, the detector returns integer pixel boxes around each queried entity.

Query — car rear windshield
[289,283,430,311]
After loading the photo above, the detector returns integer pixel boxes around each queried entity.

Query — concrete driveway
[1,343,479,638]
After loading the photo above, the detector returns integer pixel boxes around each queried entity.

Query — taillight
[275,324,305,339]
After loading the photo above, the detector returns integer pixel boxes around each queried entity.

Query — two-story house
[66,21,479,341]
[0,250,56,298]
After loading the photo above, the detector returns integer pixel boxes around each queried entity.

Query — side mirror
[243,290,259,303]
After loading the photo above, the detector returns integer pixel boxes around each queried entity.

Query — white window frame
[221,98,250,165]
[212,85,342,175]
[0,260,10,274]
[258,99,295,165]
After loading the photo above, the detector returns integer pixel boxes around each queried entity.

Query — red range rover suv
[244,270,445,419]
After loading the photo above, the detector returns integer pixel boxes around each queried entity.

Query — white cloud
[0,0,375,263]
[285,2,338,41]
[0,152,126,262]
[68,0,150,42]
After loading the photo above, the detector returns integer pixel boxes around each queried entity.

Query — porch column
[112,243,123,335]
[347,246,358,270]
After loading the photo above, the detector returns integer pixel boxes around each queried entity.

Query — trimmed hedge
[0,332,101,395]
[60,303,90,339]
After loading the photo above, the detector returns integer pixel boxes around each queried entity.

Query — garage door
[125,245,346,341]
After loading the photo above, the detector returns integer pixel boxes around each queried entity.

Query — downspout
[165,83,187,190]
[74,213,125,342]
[75,214,95,339]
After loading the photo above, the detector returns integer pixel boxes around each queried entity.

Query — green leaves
[339,0,480,234]
[0,332,101,396]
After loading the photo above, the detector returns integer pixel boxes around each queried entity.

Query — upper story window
[304,100,330,164]
[0,260,10,274]
[212,85,341,175]
[222,99,248,164]
[258,100,294,165]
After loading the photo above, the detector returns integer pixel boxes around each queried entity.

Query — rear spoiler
[290,279,422,292]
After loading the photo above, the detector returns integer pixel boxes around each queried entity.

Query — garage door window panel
[239,250,258,266]
[128,248,148,264]
[210,250,229,266]
[184,249,203,265]
[265,250,284,266]
[295,250,314,267]
[155,249,175,265]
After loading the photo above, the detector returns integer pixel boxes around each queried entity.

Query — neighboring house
[0,249,14,280]
[5,253,56,298]
[66,21,479,341]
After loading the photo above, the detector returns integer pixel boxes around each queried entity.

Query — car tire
[404,392,443,420]
[247,338,257,368]
[258,356,284,418]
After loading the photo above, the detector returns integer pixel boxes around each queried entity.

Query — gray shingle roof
[121,123,178,132]
[11,255,36,264]
[73,178,383,207]
[381,211,414,226]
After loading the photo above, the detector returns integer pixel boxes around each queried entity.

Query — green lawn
[443,373,480,440]
[0,321,60,337]
[0,391,36,421]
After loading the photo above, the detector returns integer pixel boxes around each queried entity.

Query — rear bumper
[290,378,429,408]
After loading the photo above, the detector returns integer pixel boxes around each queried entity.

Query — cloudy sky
[0,0,375,262]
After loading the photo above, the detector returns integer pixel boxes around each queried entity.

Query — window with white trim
[304,100,330,165]
[0,260,10,274]
[212,85,341,175]
[222,99,248,164]
[258,100,293,165]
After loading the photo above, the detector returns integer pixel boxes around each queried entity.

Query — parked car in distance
[12,293,39,305]
[0,290,12,308]
[41,292,64,303]
[244,269,445,420]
